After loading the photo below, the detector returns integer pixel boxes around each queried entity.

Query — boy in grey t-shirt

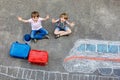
[52,13,75,39]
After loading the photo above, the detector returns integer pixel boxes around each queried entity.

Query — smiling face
[31,11,39,22]
[59,13,68,22]
[60,17,66,22]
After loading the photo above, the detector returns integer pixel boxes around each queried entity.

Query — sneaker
[43,35,50,39]
[55,34,60,39]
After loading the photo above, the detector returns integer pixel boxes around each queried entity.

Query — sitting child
[52,13,75,39]
[18,11,49,42]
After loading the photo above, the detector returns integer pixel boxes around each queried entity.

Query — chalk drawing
[63,39,120,75]
[0,65,119,80]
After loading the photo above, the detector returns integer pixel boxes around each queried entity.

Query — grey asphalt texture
[0,0,120,80]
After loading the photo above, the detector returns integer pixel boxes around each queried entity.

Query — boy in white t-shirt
[18,11,49,42]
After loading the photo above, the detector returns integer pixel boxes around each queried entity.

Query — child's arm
[41,15,49,21]
[66,21,75,27]
[52,19,59,23]
[18,17,29,23]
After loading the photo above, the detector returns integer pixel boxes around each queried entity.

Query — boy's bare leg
[54,29,72,39]
[59,29,72,36]
[54,30,65,35]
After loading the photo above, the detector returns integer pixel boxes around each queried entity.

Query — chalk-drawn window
[86,44,96,52]
[77,44,85,52]
[108,45,118,54]
[119,46,120,53]
[113,68,120,76]
[98,68,112,75]
[97,44,107,53]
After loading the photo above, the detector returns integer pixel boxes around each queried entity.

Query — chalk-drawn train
[63,39,120,76]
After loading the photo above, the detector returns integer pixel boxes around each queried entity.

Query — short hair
[59,13,68,20]
[31,11,39,18]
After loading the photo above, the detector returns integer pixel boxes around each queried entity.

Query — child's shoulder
[39,17,44,20]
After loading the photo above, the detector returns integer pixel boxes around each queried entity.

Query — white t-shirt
[28,18,44,30]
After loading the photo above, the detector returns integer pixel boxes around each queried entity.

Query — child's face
[32,17,39,22]
[60,17,66,22]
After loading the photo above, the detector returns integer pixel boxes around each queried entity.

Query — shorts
[55,26,69,31]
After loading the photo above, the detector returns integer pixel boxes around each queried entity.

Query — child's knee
[69,30,72,34]
[54,31,56,34]
[45,30,48,35]
[30,34,34,39]
[54,31,58,35]
[67,30,72,34]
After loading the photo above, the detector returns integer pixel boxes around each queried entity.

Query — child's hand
[18,17,22,21]
[70,22,75,27]
[46,15,50,19]
[52,18,56,23]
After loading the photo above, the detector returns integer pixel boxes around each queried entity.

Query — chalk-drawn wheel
[98,68,113,76]
[63,59,97,73]
[113,68,120,76]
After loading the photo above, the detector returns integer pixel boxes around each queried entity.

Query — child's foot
[55,34,60,39]
[43,35,50,39]
[65,34,69,36]
[33,39,38,43]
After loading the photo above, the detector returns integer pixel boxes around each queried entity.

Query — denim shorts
[55,26,69,31]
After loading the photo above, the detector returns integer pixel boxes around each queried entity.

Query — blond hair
[59,13,68,20]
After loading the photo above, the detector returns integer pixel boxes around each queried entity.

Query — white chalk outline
[0,65,119,80]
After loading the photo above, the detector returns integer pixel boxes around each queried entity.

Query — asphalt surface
[0,0,120,80]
